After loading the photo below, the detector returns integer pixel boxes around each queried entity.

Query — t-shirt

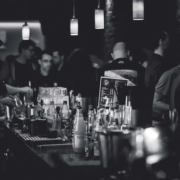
[31,69,58,89]
[155,66,180,103]
[153,66,180,121]
[98,58,145,87]
[14,59,33,87]
[145,53,166,89]
[170,73,180,115]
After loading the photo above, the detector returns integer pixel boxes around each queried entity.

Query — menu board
[105,69,138,86]
[98,77,127,108]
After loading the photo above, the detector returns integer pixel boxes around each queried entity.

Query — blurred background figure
[145,30,171,89]
[31,46,42,71]
[52,49,66,87]
[0,40,35,87]
[65,48,97,97]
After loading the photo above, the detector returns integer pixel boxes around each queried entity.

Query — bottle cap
[63,101,67,104]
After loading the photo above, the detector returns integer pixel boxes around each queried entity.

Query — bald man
[98,42,145,86]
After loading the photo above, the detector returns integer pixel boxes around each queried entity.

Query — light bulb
[95,9,104,29]
[70,18,78,36]
[133,0,144,20]
[22,24,30,40]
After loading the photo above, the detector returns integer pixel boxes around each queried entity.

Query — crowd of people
[0,29,180,129]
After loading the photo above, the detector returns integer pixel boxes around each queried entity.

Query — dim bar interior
[0,0,179,180]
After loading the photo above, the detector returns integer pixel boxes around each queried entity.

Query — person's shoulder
[6,55,16,62]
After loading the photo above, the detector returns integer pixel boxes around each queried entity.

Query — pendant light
[70,0,78,36]
[133,0,144,20]
[95,0,104,29]
[22,0,30,40]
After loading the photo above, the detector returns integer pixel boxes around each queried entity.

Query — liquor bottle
[6,106,10,121]
[104,107,110,124]
[73,108,86,153]
[108,107,114,129]
[55,106,61,137]
[49,99,56,117]
[76,93,82,108]
[93,112,103,159]
[85,120,89,159]
[29,104,36,136]
[26,81,32,105]
[113,107,121,129]
[87,106,94,138]
[26,104,31,118]
[61,101,70,139]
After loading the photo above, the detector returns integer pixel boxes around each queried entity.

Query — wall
[0,21,45,61]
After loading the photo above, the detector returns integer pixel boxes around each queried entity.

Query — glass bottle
[93,112,103,160]
[73,108,86,153]
[61,101,70,139]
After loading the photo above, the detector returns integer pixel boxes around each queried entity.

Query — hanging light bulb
[22,0,30,40]
[70,0,78,36]
[133,0,144,20]
[22,23,30,40]
[95,0,104,29]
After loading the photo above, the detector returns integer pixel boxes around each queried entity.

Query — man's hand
[0,96,15,107]
[20,87,33,97]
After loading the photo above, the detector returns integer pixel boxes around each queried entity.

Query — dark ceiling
[0,0,177,56]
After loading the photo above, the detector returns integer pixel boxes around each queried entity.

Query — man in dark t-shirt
[52,49,66,87]
[0,40,35,87]
[145,31,170,89]
[98,42,145,87]
[31,50,58,89]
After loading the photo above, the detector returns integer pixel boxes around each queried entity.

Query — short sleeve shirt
[170,73,180,114]
[155,66,180,104]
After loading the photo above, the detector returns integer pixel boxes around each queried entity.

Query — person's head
[18,40,35,60]
[52,50,64,66]
[111,42,130,60]
[153,31,170,51]
[38,50,53,73]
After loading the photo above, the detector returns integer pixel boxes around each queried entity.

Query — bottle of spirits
[93,112,103,160]
[55,106,61,137]
[84,120,89,159]
[49,99,56,117]
[108,107,114,129]
[87,106,94,138]
[61,101,70,139]
[113,107,121,129]
[73,108,86,153]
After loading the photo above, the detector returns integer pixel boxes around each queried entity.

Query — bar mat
[14,129,64,142]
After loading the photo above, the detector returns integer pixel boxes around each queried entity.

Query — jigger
[97,129,132,178]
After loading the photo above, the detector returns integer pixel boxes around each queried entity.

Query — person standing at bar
[152,65,180,125]
[52,49,66,87]
[98,41,145,86]
[0,40,35,87]
[145,31,171,89]
[31,50,58,89]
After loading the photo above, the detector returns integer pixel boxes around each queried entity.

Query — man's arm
[153,92,169,114]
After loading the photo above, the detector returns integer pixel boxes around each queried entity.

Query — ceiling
[0,0,177,56]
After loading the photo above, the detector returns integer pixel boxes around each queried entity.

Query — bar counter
[0,121,101,180]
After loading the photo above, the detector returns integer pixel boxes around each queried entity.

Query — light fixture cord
[98,0,100,9]
[73,0,75,18]
[24,0,27,24]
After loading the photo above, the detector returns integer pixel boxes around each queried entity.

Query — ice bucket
[97,129,132,174]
